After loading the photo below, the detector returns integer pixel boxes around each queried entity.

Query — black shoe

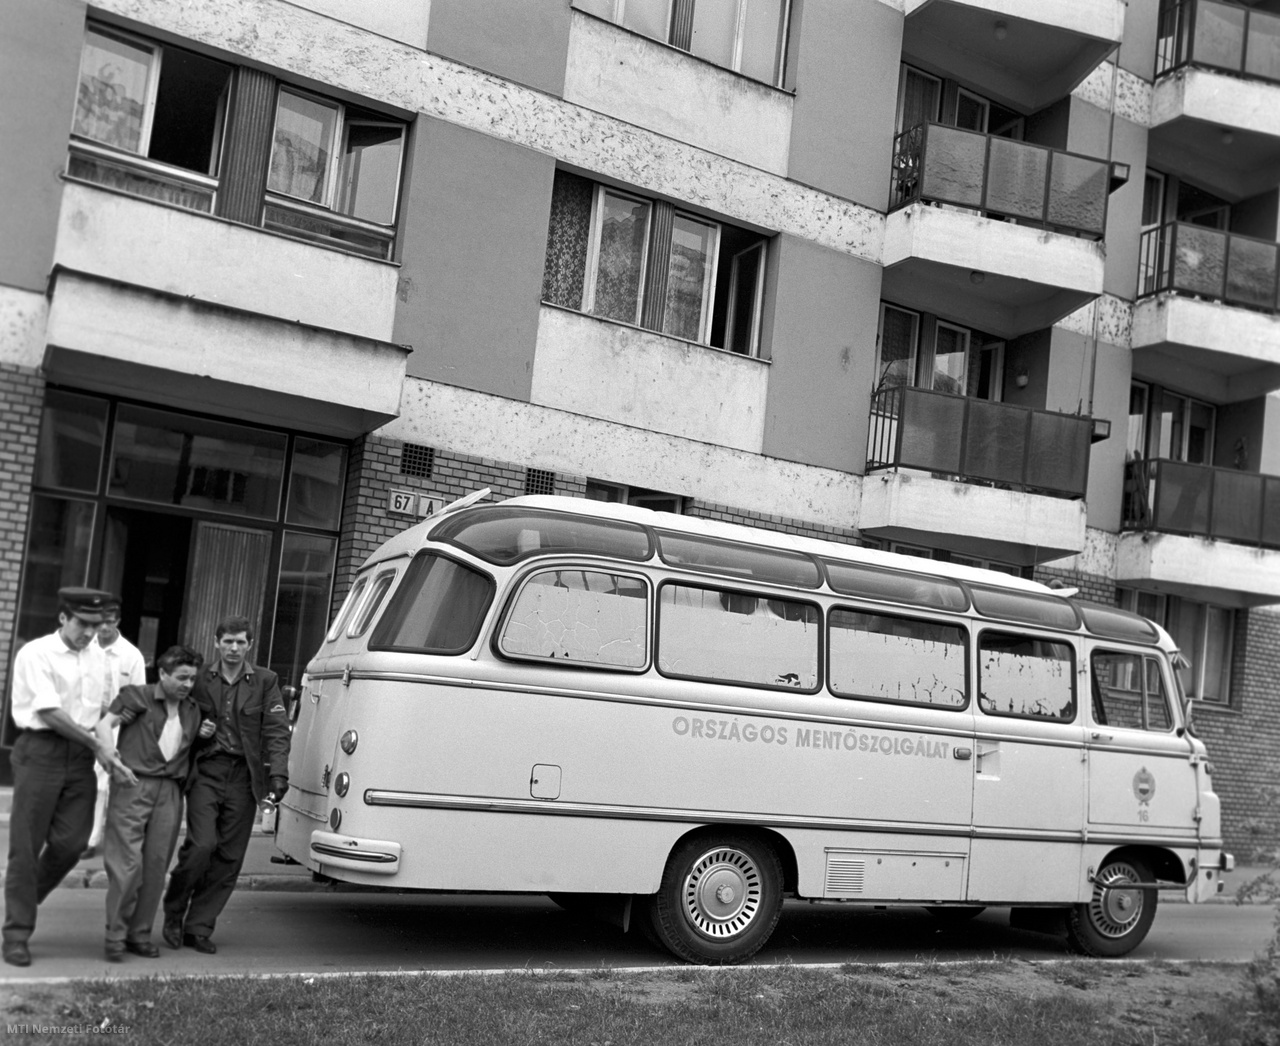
[104,942,126,963]
[183,933,216,955]
[162,919,183,950]
[2,941,31,967]
[124,939,160,958]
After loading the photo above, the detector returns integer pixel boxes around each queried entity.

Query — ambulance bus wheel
[646,832,783,965]
[1066,856,1157,957]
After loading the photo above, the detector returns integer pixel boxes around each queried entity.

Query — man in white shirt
[2,588,136,968]
[84,601,148,859]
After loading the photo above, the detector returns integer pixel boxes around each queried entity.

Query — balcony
[882,123,1106,338]
[859,387,1091,563]
[1149,0,1280,200]
[1132,222,1280,400]
[902,0,1125,111]
[1117,457,1280,605]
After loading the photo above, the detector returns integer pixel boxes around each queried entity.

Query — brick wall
[1193,607,1280,859]
[0,364,45,761]
[1032,564,1116,605]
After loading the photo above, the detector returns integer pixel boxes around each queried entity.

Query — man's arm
[92,711,139,786]
[39,707,137,784]
[261,674,292,801]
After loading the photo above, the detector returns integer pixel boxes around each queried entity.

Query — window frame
[325,575,369,643]
[73,24,163,158]
[654,578,823,694]
[1089,647,1176,733]
[583,184,653,327]
[495,564,652,673]
[976,627,1078,723]
[928,320,971,394]
[265,83,408,252]
[876,302,921,390]
[725,239,767,356]
[347,568,398,638]
[827,604,970,711]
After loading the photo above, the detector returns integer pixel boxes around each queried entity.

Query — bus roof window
[656,531,822,588]
[822,559,969,612]
[1074,601,1160,645]
[969,585,1079,631]
[432,507,652,565]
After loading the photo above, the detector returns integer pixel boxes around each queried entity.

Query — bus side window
[499,569,648,669]
[657,582,820,691]
[1090,651,1175,732]
[828,608,967,708]
[348,570,397,637]
[325,576,368,642]
[978,631,1075,721]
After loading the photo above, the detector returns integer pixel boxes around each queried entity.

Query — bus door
[967,628,1086,903]
[1085,645,1200,843]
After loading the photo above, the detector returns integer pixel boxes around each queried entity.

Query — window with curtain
[542,171,770,356]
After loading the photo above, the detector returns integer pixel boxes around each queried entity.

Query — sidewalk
[0,788,1272,898]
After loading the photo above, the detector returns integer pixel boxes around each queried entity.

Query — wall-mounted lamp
[1091,418,1112,443]
[969,270,985,285]
[1014,366,1029,388]
[993,20,1008,41]
[1108,161,1131,194]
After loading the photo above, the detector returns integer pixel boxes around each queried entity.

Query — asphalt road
[0,887,1273,983]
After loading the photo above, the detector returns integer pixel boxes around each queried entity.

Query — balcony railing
[1157,0,1280,83]
[1123,457,1280,549]
[67,139,216,214]
[867,386,1092,499]
[1138,222,1280,313]
[889,122,1110,239]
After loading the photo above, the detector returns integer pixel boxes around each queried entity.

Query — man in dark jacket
[161,615,290,954]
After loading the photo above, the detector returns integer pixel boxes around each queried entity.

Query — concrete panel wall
[787,0,901,209]
[761,235,880,473]
[1099,115,1149,302]
[427,0,570,96]
[563,12,792,174]
[0,0,84,293]
[529,307,770,453]
[393,117,553,401]
[1119,0,1158,82]
[1262,395,1280,477]
[290,0,430,49]
[1082,335,1131,533]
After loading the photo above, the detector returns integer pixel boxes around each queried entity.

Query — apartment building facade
[1,0,1278,855]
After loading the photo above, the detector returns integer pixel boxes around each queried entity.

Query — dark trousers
[103,775,183,945]
[163,753,257,937]
[3,731,97,944]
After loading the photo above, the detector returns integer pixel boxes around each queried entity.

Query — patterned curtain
[541,170,594,309]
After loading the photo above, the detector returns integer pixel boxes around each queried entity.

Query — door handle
[953,747,972,760]
[1090,731,1114,743]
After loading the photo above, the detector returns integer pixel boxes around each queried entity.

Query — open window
[70,24,231,212]
[544,171,771,356]
[265,87,406,259]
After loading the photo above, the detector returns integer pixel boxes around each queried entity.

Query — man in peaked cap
[3,587,136,967]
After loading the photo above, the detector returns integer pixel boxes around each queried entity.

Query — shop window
[70,24,231,212]
[265,87,406,259]
[576,0,790,86]
[543,171,769,356]
[268,532,338,687]
[285,438,347,530]
[109,404,287,520]
[35,390,108,494]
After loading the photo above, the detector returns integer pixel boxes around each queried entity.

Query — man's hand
[198,718,216,739]
[117,707,139,726]
[266,776,289,805]
[98,746,138,787]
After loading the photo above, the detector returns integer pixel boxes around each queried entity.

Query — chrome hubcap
[1089,862,1145,939]
[681,847,762,940]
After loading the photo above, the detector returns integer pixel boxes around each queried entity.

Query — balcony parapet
[1123,458,1280,550]
[890,123,1110,239]
[867,386,1093,500]
[1139,221,1280,313]
[1157,0,1280,85]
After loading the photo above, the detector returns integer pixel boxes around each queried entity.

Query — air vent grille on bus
[824,855,866,896]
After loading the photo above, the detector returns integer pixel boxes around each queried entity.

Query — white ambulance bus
[276,492,1232,963]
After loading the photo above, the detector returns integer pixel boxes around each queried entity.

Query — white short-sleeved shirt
[96,633,147,705]
[10,631,108,732]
